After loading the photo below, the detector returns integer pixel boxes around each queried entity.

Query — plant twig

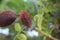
[43,36,46,40]
[50,26,56,33]
[34,27,58,40]
[13,31,20,40]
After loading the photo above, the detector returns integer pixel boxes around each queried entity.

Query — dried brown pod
[0,10,17,27]
[20,10,32,28]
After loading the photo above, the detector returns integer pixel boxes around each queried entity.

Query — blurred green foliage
[0,0,60,40]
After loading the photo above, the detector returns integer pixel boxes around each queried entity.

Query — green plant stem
[50,26,56,33]
[43,36,46,40]
[13,29,25,40]
[50,22,57,33]
[34,27,58,40]
[13,31,21,40]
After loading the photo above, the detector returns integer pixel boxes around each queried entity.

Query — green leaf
[17,34,27,40]
[15,23,21,32]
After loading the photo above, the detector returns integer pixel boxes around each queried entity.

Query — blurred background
[0,0,60,40]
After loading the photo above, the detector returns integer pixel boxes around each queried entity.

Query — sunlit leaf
[15,23,21,32]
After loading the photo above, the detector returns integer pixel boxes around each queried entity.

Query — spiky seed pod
[0,10,17,27]
[20,10,32,28]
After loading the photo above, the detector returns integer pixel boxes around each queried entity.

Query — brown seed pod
[20,10,32,28]
[0,10,17,27]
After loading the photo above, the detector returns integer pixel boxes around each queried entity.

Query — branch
[34,27,58,40]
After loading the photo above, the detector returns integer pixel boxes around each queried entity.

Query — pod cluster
[0,10,32,28]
